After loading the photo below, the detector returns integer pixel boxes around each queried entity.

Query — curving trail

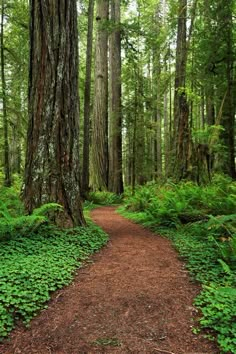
[0,207,218,354]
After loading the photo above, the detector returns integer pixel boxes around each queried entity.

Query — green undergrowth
[87,191,123,206]
[0,182,108,340]
[118,175,236,353]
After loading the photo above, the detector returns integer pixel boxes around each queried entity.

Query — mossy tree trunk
[23,0,85,227]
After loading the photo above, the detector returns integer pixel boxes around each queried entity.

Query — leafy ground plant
[123,176,236,227]
[0,182,108,339]
[88,191,123,205]
[119,177,236,353]
[0,216,108,339]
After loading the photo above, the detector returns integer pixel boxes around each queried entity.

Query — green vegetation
[0,184,108,339]
[118,175,236,353]
[87,191,123,206]
[1,0,236,351]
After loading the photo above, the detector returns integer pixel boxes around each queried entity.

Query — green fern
[0,200,12,221]
[207,214,236,236]
[0,198,64,241]
[88,191,123,205]
[218,259,233,275]
[32,203,63,216]
[217,287,236,296]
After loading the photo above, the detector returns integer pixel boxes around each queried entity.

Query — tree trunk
[221,2,236,178]
[166,54,173,177]
[173,0,190,180]
[205,86,215,126]
[152,32,162,178]
[90,0,109,190]
[81,0,95,198]
[108,0,123,194]
[23,0,85,227]
[163,73,169,176]
[1,0,11,187]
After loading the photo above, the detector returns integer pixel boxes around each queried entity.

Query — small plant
[0,186,24,217]
[206,215,236,267]
[119,177,236,353]
[0,202,63,241]
[83,200,95,211]
[195,282,236,354]
[0,223,108,339]
[0,184,109,340]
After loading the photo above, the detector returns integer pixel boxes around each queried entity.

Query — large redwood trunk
[23,0,85,227]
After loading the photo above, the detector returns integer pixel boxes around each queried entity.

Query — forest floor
[0,206,219,354]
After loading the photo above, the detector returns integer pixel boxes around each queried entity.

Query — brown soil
[0,206,219,354]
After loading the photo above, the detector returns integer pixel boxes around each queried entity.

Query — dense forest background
[0,0,235,197]
[0,1,236,352]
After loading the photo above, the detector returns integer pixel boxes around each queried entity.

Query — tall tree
[220,0,236,178]
[5,0,29,175]
[81,0,95,198]
[23,0,85,227]
[90,0,109,190]
[108,0,124,194]
[152,6,162,178]
[173,0,190,180]
[1,0,11,186]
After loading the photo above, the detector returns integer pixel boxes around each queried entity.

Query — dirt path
[0,206,218,354]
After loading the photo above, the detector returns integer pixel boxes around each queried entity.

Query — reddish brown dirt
[0,206,219,354]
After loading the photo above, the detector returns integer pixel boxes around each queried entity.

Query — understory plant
[0,184,108,339]
[88,191,123,205]
[120,175,236,353]
[0,201,63,241]
[0,223,108,339]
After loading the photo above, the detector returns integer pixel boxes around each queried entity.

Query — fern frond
[0,201,12,221]
[32,203,63,216]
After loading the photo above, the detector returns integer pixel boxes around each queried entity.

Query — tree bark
[1,0,11,186]
[81,0,95,198]
[173,0,190,180]
[91,0,109,190]
[152,7,162,178]
[206,87,215,126]
[23,0,85,227]
[108,0,124,194]
[221,2,236,178]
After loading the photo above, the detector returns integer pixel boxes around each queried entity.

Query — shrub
[0,186,24,217]
[119,176,236,353]
[0,202,63,241]
[88,191,123,205]
[123,177,236,227]
[0,183,108,339]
